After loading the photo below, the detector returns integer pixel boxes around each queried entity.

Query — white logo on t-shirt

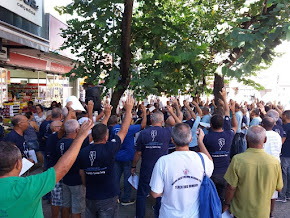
[151,130,157,141]
[60,143,65,155]
[218,138,225,150]
[275,129,280,135]
[89,151,96,166]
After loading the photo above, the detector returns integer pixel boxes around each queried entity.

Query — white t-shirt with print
[264,130,282,161]
[150,151,214,218]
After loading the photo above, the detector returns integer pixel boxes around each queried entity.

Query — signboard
[0,0,43,26]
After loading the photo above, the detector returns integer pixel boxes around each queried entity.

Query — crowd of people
[0,88,289,218]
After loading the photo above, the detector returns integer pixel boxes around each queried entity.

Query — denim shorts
[62,184,86,214]
[26,140,40,152]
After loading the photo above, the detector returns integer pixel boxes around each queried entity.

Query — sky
[44,0,73,23]
[44,0,290,91]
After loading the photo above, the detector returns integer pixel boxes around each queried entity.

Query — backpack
[197,152,222,218]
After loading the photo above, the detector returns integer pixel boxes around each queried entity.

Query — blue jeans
[279,157,290,199]
[136,177,161,218]
[86,196,119,218]
[114,161,132,202]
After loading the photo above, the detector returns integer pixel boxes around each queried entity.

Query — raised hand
[219,88,227,100]
[197,128,205,141]
[124,96,134,112]
[66,101,73,111]
[184,100,190,108]
[87,100,94,113]
[229,100,236,112]
[166,105,174,114]
[77,120,94,138]
[103,104,113,116]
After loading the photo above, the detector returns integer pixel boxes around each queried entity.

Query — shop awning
[0,23,49,52]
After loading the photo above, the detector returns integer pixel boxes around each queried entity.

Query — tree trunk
[111,0,134,115]
[213,73,224,111]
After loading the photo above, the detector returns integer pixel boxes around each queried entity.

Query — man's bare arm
[54,120,94,184]
[151,191,163,198]
[140,104,147,129]
[101,104,113,125]
[184,101,196,119]
[167,105,182,124]
[229,100,238,133]
[222,184,237,212]
[197,129,213,161]
[131,151,142,175]
[116,96,134,143]
[87,100,94,122]
[192,101,202,117]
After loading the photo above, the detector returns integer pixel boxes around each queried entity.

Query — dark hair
[210,114,224,129]
[92,123,108,142]
[262,117,275,130]
[235,103,240,110]
[35,104,43,112]
[25,112,33,119]
[28,101,34,105]
[0,142,22,176]
[11,115,22,127]
[108,115,118,126]
[251,108,260,116]
[283,110,290,119]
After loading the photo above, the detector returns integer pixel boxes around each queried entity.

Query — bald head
[50,120,63,133]
[12,115,29,132]
[0,142,22,176]
[246,126,266,148]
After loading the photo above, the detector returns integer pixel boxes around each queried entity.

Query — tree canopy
[57,0,290,110]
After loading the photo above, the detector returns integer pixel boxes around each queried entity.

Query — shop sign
[0,0,43,27]
[0,47,7,61]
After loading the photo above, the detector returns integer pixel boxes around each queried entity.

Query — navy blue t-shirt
[56,137,90,186]
[4,130,27,156]
[136,126,172,181]
[204,129,235,175]
[281,123,290,157]
[223,116,231,131]
[39,120,53,151]
[273,123,284,138]
[112,124,141,162]
[184,118,195,128]
[46,132,60,168]
[79,135,122,200]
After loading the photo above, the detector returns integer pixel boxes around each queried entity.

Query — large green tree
[57,0,290,112]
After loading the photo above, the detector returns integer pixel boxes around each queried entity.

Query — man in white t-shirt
[262,117,282,217]
[150,123,214,218]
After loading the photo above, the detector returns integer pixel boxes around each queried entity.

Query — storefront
[0,0,75,109]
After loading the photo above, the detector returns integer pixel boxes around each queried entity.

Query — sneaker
[286,196,290,200]
[121,199,136,206]
[276,198,287,203]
